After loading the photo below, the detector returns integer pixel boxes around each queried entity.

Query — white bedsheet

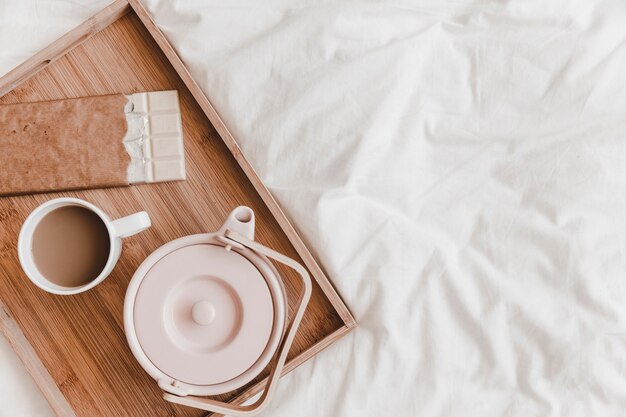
[3,0,626,416]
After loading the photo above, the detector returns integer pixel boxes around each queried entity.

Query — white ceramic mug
[18,197,151,295]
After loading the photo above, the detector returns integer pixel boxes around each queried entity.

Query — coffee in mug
[32,205,111,288]
[18,198,151,295]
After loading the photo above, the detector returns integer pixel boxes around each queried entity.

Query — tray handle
[162,229,312,416]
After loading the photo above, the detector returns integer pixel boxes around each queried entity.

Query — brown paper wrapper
[0,94,130,195]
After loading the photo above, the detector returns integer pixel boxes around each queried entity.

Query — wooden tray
[0,1,355,416]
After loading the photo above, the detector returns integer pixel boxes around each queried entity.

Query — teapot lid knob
[191,300,216,326]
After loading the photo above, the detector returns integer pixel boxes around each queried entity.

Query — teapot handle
[162,229,312,416]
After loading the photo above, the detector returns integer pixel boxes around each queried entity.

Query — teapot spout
[219,206,255,240]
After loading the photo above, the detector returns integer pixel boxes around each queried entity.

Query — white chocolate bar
[123,90,186,184]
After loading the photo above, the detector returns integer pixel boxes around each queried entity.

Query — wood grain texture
[0,8,353,417]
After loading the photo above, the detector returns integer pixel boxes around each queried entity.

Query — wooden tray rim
[0,0,355,415]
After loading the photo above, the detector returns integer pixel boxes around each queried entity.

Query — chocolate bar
[0,91,186,195]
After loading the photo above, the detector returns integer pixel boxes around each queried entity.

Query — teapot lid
[132,241,275,387]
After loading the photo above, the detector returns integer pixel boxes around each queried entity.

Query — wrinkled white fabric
[4,0,626,416]
[0,336,53,417]
[0,1,110,77]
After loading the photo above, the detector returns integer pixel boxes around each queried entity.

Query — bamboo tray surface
[0,2,354,416]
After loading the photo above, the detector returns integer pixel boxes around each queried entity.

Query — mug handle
[162,230,312,416]
[111,211,151,238]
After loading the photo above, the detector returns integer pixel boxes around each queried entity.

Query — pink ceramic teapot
[124,206,311,415]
